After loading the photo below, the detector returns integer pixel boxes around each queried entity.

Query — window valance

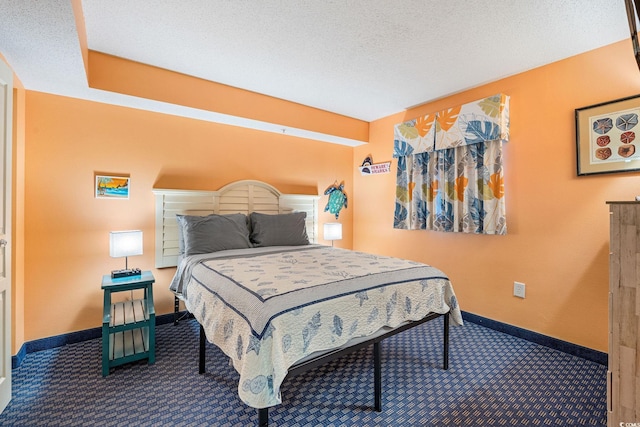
[393,93,510,235]
[393,93,510,158]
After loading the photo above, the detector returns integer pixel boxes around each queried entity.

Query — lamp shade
[109,230,143,258]
[323,223,343,241]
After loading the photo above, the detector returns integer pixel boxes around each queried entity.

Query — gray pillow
[249,212,309,247]
[176,213,251,256]
[176,215,186,256]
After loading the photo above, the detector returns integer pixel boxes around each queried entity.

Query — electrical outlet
[514,281,526,298]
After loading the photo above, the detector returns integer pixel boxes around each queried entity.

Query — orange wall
[22,92,354,341]
[12,37,640,353]
[354,39,640,352]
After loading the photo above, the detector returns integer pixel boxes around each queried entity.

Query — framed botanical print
[576,94,640,176]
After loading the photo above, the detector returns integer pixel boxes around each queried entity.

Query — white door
[0,58,13,414]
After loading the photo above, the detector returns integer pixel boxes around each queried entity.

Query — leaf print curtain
[394,94,510,234]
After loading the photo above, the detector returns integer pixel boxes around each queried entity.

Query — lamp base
[111,268,142,279]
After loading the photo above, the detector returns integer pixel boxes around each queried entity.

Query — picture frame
[95,174,130,199]
[624,0,640,73]
[576,94,640,176]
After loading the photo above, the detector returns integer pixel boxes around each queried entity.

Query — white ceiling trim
[78,87,367,147]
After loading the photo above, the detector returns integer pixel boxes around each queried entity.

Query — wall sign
[359,156,390,175]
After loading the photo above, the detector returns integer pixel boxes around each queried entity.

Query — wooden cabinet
[608,201,640,426]
[101,271,155,377]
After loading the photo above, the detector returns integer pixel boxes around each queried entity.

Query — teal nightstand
[101,271,155,377]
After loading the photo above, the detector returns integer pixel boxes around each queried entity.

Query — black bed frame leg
[374,341,382,412]
[199,324,206,374]
[258,408,269,426]
[174,296,180,325]
[443,313,450,370]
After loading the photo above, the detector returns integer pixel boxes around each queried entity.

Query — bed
[153,180,462,426]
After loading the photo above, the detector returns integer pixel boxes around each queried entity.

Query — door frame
[0,57,14,415]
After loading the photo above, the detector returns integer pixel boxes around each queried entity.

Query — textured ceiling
[0,0,635,144]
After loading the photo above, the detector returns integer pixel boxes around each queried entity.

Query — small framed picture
[576,94,640,175]
[95,174,130,199]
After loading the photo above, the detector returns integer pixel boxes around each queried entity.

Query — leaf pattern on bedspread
[355,291,368,306]
[349,320,359,336]
[368,307,379,324]
[236,335,243,361]
[242,374,273,395]
[190,292,206,323]
[302,312,321,352]
[282,334,292,353]
[327,270,353,279]
[256,288,277,297]
[223,319,234,341]
[191,291,202,309]
[332,315,343,337]
[405,296,412,314]
[263,324,275,340]
[247,336,261,356]
[386,291,398,322]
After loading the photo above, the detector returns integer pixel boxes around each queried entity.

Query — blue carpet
[0,318,606,426]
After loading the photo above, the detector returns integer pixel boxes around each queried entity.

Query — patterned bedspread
[171,245,462,409]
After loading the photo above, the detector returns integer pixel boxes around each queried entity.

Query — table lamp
[323,223,342,247]
[109,230,143,278]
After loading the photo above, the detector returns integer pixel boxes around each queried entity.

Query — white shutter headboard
[152,180,320,268]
